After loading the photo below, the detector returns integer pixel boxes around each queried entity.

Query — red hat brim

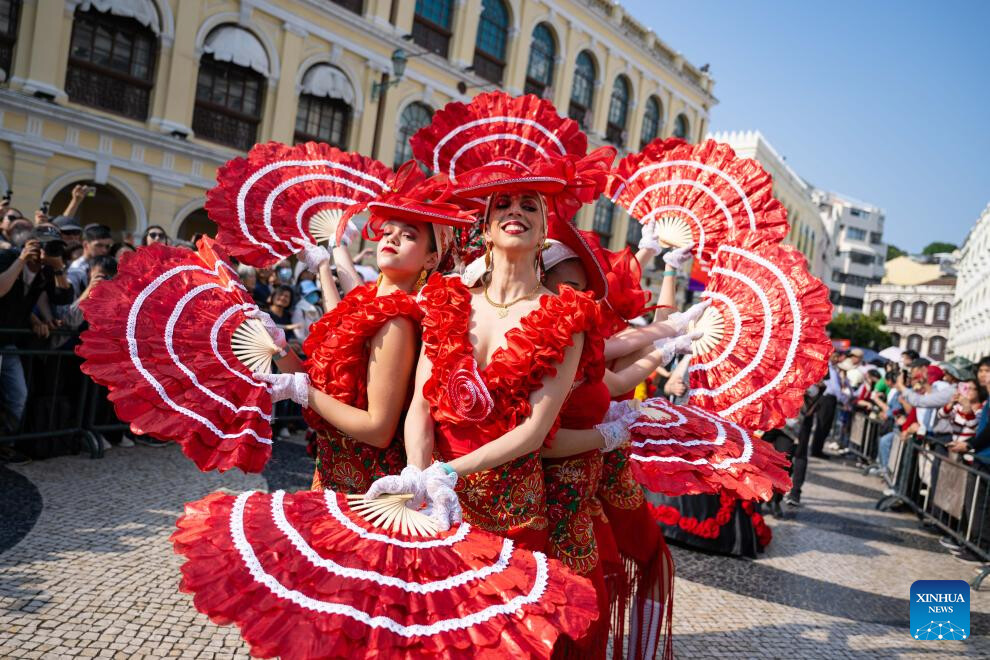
[365,201,477,231]
[547,216,608,300]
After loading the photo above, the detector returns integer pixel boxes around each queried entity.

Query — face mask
[305,292,320,305]
[277,267,293,283]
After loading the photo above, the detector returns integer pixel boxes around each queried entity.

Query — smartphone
[86,185,97,198]
[41,201,50,214]
[2,189,11,202]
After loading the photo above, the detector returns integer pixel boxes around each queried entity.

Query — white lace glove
[422,462,462,532]
[654,330,703,364]
[596,403,642,452]
[253,371,310,406]
[364,465,427,509]
[666,299,711,334]
[637,220,662,253]
[292,238,332,274]
[662,244,695,269]
[245,307,287,351]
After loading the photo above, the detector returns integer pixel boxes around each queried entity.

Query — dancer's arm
[331,245,363,296]
[446,335,584,477]
[604,322,678,361]
[541,426,607,458]
[318,261,340,311]
[306,317,417,447]
[404,343,437,469]
[604,345,669,397]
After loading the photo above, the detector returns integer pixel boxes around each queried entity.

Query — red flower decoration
[447,356,494,422]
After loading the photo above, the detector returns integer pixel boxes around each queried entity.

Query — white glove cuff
[299,244,332,274]
[596,420,630,453]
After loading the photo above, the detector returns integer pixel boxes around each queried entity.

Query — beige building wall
[862,279,956,360]
[708,130,830,282]
[948,203,990,361]
[882,255,946,286]
[0,0,715,244]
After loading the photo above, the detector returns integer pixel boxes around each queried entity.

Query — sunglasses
[148,232,166,239]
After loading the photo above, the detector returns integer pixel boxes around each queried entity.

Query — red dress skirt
[303,283,422,493]
[419,274,599,553]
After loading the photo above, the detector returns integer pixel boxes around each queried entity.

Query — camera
[41,240,67,260]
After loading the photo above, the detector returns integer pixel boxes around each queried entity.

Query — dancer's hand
[654,330,703,364]
[596,404,641,452]
[662,244,694,269]
[245,308,287,351]
[253,371,310,406]
[291,238,332,274]
[666,299,710,334]
[365,465,427,508]
[638,220,662,253]
[337,220,360,247]
[422,462,461,532]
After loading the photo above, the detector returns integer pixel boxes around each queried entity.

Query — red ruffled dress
[419,274,598,553]
[303,283,423,493]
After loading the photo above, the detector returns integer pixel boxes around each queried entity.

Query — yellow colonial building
[0,0,715,248]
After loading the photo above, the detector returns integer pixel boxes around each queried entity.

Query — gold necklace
[483,281,541,318]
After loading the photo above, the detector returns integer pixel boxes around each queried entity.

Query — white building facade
[948,203,990,361]
[814,190,887,316]
[708,130,830,282]
[863,278,955,361]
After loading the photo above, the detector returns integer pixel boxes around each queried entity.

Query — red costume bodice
[419,274,598,552]
[302,283,423,493]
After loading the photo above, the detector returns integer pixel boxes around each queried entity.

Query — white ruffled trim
[229,491,553,636]
[629,399,753,469]
[271,491,512,593]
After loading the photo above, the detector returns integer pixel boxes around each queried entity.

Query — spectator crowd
[0,188,380,463]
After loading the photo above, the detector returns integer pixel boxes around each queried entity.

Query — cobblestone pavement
[1,440,987,658]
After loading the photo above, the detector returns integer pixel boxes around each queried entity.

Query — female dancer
[256,165,475,493]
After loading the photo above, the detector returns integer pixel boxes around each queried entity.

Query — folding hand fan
[172,489,599,659]
[686,231,833,430]
[608,138,790,265]
[628,397,792,501]
[206,141,394,267]
[77,238,281,473]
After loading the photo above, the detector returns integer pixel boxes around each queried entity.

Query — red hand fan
[172,489,599,659]
[410,90,588,184]
[77,238,280,473]
[628,397,792,501]
[608,138,790,265]
[686,232,833,430]
[206,141,394,267]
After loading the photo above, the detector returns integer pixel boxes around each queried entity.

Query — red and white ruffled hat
[340,160,480,272]
[410,91,616,231]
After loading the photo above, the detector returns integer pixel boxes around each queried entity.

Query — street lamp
[371,48,408,101]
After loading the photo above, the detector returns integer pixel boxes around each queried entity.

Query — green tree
[922,241,956,256]
[827,312,892,350]
[886,244,906,260]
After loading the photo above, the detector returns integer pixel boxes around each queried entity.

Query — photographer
[0,224,74,447]
[67,223,113,295]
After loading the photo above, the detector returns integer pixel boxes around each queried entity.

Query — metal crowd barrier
[0,329,304,460]
[847,410,881,470]
[877,437,990,588]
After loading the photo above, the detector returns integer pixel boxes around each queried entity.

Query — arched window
[888,332,901,347]
[605,76,630,147]
[177,208,216,240]
[933,302,950,325]
[568,51,596,127]
[192,26,269,150]
[869,299,884,316]
[394,102,434,167]
[640,95,662,148]
[593,196,615,243]
[673,113,689,140]
[524,23,555,98]
[473,0,509,84]
[929,336,946,360]
[0,0,22,79]
[294,64,355,149]
[890,300,905,321]
[65,3,160,120]
[413,0,453,58]
[906,334,922,352]
[911,301,927,323]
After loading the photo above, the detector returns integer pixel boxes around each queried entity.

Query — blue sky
[623,0,989,252]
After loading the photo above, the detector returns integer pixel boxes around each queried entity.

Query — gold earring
[375,273,383,288]
[415,268,428,290]
[484,242,493,271]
